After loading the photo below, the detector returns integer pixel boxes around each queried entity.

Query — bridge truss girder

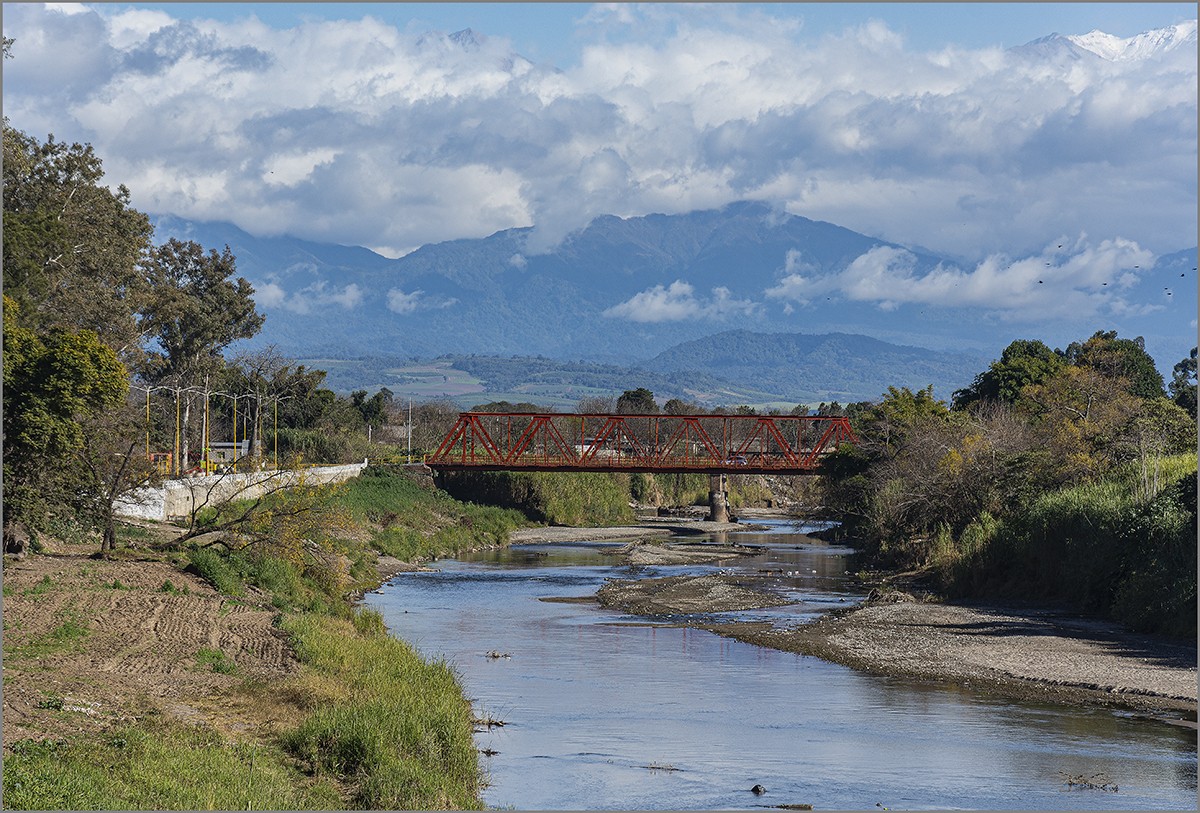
[427,412,857,474]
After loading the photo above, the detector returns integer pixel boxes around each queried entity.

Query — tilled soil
[2,549,299,747]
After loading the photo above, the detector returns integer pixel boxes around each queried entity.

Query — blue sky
[3,2,1196,355]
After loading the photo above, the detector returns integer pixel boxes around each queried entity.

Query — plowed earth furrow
[2,550,301,746]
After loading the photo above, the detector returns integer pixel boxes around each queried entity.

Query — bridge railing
[426,412,856,474]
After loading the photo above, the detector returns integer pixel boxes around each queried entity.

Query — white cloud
[1,3,1194,260]
[44,3,90,15]
[386,288,458,315]
[253,279,362,314]
[766,238,1159,319]
[386,289,424,315]
[603,280,758,322]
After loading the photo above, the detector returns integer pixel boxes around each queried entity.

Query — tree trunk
[101,517,117,555]
[3,518,30,558]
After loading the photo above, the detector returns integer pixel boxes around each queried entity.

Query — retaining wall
[115,462,367,522]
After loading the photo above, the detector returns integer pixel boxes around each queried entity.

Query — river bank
[704,599,1197,722]
[560,526,1198,723]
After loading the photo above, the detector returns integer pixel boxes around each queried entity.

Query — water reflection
[365,520,1196,810]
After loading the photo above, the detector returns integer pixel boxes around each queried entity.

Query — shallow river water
[364,520,1197,810]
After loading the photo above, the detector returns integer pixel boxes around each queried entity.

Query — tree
[1063,330,1165,400]
[576,395,615,414]
[616,387,658,414]
[663,397,701,415]
[74,400,160,555]
[1021,365,1142,481]
[2,123,152,358]
[3,296,129,552]
[142,238,264,470]
[953,339,1064,410]
[1168,347,1197,419]
[352,389,393,429]
[856,385,949,457]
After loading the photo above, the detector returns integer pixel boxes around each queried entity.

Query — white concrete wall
[115,462,367,522]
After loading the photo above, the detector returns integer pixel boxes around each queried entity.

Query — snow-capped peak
[1065,20,1196,61]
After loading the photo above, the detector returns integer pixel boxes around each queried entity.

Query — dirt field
[1,541,301,749]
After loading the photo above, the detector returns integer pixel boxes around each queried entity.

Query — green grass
[341,466,528,561]
[22,574,54,597]
[2,721,344,810]
[186,546,245,596]
[12,611,90,659]
[195,647,239,675]
[438,470,634,526]
[281,610,483,810]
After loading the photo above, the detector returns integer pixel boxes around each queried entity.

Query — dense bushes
[820,333,1197,637]
[931,457,1196,637]
[438,471,634,525]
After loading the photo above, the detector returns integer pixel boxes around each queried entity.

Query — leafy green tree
[2,123,152,357]
[142,238,264,468]
[353,389,393,428]
[468,400,542,413]
[3,296,129,552]
[616,387,658,414]
[1064,330,1165,400]
[663,397,701,415]
[1168,347,1197,419]
[952,339,1064,410]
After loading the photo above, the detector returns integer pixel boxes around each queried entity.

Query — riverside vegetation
[819,332,1197,638]
[2,468,526,809]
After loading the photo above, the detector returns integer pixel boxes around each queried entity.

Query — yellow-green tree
[3,296,129,553]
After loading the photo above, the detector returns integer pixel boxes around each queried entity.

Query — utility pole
[407,398,413,464]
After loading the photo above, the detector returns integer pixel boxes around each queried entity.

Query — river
[363,520,1197,810]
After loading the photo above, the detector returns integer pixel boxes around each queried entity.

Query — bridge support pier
[708,473,729,523]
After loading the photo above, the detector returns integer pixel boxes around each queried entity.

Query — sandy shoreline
[703,600,1198,722]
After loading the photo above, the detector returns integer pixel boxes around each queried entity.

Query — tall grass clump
[2,720,343,810]
[186,546,244,596]
[440,470,634,525]
[941,458,1196,637]
[281,611,482,809]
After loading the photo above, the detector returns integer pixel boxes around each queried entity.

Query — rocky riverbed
[704,598,1198,722]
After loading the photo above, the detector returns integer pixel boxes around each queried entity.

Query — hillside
[299,328,986,407]
[644,330,987,402]
[155,205,1196,378]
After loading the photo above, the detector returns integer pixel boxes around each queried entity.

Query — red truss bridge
[426,412,857,475]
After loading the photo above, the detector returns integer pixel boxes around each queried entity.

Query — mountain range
[153,198,1195,398]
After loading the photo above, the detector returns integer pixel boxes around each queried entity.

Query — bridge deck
[425,412,856,475]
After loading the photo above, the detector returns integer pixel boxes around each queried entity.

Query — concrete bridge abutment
[708,473,729,523]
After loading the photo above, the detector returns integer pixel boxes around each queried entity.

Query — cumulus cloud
[386,288,458,315]
[603,280,758,322]
[2,3,1194,259]
[766,238,1158,319]
[253,279,363,314]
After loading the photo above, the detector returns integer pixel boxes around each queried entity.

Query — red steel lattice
[426,412,857,474]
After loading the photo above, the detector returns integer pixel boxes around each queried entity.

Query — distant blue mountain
[152,203,1196,382]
